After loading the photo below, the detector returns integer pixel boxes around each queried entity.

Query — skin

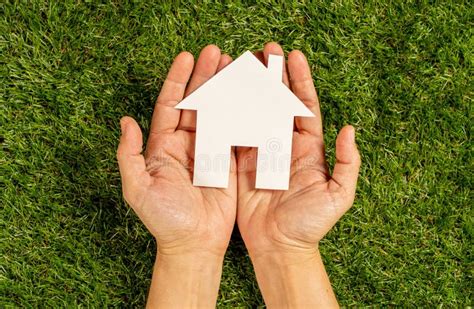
[117,46,235,308]
[237,43,361,308]
[117,43,361,308]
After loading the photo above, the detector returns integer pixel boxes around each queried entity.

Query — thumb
[117,116,150,207]
[330,125,361,198]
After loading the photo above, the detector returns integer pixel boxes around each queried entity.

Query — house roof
[175,51,314,117]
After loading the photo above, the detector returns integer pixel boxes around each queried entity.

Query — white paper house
[176,51,314,190]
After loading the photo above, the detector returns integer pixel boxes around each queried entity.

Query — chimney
[267,55,283,82]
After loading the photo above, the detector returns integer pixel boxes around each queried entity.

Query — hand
[117,45,234,308]
[236,43,361,307]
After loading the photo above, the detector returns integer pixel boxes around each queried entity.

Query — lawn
[1,1,472,307]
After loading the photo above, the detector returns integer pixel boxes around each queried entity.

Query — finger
[178,45,221,131]
[217,54,232,72]
[329,126,361,200]
[117,116,152,207]
[288,50,323,137]
[185,45,221,95]
[263,42,289,87]
[236,147,258,196]
[227,146,239,201]
[254,50,264,64]
[149,51,194,137]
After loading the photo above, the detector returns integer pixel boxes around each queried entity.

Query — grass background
[1,0,472,306]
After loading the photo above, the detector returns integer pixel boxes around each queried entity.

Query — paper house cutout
[176,51,314,190]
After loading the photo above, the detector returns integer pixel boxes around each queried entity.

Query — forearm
[250,249,338,308]
[147,251,224,308]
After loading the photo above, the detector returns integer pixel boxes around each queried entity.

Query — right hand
[237,43,361,260]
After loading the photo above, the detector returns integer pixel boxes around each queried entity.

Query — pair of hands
[117,43,360,308]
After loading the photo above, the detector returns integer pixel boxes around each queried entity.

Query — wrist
[247,242,320,265]
[147,251,224,308]
[250,248,320,279]
[155,250,224,273]
[155,235,230,259]
[250,249,338,308]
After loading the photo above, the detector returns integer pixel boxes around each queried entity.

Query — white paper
[176,51,314,190]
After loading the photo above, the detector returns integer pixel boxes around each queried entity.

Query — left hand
[117,45,236,308]
[117,45,235,258]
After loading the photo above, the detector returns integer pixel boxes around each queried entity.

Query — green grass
[1,1,472,306]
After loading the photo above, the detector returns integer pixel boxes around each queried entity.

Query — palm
[237,46,360,257]
[138,130,236,254]
[117,46,237,256]
[238,133,349,255]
